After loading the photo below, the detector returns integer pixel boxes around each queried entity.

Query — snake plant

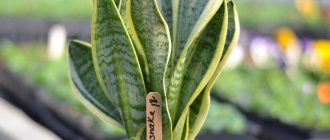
[68,0,239,139]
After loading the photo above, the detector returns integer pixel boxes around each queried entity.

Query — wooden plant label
[146,92,162,140]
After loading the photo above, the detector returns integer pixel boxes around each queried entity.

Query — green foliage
[0,41,246,137]
[0,0,92,19]
[0,41,125,136]
[203,101,246,134]
[68,0,239,139]
[214,64,330,130]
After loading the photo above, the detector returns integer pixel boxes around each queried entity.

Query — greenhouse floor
[0,98,60,140]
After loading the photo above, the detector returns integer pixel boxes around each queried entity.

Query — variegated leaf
[172,0,224,65]
[183,109,190,140]
[176,1,228,122]
[208,0,240,87]
[68,40,123,127]
[130,0,170,100]
[188,91,210,140]
[129,0,173,138]
[120,0,150,86]
[91,0,146,138]
[173,109,189,140]
[188,92,204,130]
[188,1,240,138]
[168,0,227,124]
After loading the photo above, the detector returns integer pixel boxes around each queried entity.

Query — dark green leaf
[168,1,228,125]
[68,40,123,127]
[188,1,240,138]
[91,0,147,138]
[176,1,228,122]
[129,0,173,138]
[172,0,224,65]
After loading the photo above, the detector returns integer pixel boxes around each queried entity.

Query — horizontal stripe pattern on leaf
[68,40,123,126]
[91,0,147,138]
[176,1,228,123]
[130,0,173,138]
[168,0,227,125]
[187,1,240,139]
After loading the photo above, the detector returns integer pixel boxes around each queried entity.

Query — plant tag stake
[146,92,162,140]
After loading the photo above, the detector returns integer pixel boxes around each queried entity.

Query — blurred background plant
[0,0,329,138]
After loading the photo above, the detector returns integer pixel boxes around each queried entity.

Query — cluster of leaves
[68,0,239,139]
[0,41,246,137]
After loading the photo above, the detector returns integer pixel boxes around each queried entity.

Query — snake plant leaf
[172,0,207,63]
[208,0,240,87]
[129,0,173,138]
[188,1,240,138]
[167,0,224,122]
[188,91,210,140]
[91,0,146,138]
[173,109,189,140]
[187,92,203,130]
[120,0,150,86]
[68,40,123,127]
[175,1,228,122]
[168,0,227,124]
[183,110,190,140]
[172,0,224,65]
[130,0,171,101]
